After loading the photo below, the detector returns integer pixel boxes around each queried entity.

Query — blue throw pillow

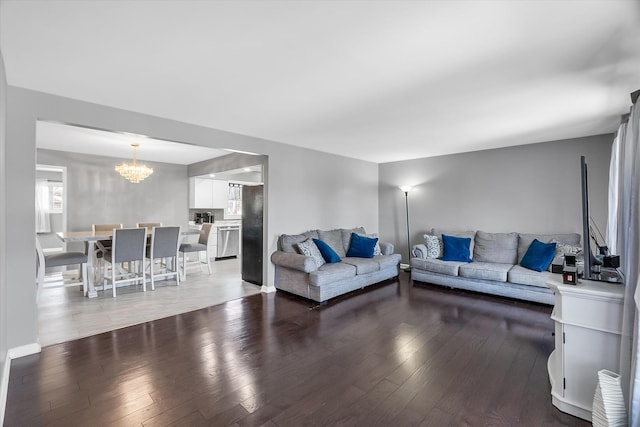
[313,238,341,263]
[441,234,472,262]
[346,233,378,258]
[521,239,557,272]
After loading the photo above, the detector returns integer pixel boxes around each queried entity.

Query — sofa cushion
[341,227,366,253]
[296,239,325,268]
[310,262,357,286]
[521,239,556,272]
[313,238,342,263]
[442,234,473,262]
[279,234,308,253]
[343,257,380,275]
[459,262,512,282]
[473,231,518,264]
[318,229,347,258]
[517,233,580,262]
[424,234,443,258]
[432,228,476,257]
[410,258,467,276]
[507,265,552,288]
[346,233,378,258]
[375,253,401,269]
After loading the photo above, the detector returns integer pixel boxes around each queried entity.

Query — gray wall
[0,44,8,412]
[37,149,189,234]
[3,86,379,351]
[379,135,613,263]
[188,152,266,177]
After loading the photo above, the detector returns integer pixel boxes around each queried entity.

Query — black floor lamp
[399,185,412,272]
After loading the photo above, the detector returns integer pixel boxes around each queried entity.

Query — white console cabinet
[546,278,624,421]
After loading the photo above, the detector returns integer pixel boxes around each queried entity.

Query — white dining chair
[137,222,162,231]
[35,236,88,303]
[145,226,181,290]
[179,223,213,279]
[102,227,147,297]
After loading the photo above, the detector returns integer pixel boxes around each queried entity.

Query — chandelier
[115,143,153,183]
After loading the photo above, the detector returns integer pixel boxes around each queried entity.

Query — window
[48,182,64,213]
[227,183,242,216]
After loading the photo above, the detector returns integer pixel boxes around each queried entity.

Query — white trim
[7,342,41,360]
[0,352,11,426]
[0,343,41,425]
[261,285,276,293]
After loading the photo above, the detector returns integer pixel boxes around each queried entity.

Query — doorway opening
[35,120,268,346]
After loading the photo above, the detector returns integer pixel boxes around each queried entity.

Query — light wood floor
[37,257,261,347]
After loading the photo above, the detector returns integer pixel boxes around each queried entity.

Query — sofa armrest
[380,242,394,255]
[271,251,318,273]
[412,244,428,259]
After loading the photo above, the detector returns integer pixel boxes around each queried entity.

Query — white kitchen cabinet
[189,177,228,209]
[211,180,229,209]
[546,278,624,421]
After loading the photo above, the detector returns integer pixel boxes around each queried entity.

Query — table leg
[86,241,98,298]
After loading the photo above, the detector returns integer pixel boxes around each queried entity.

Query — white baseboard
[1,342,41,425]
[0,351,10,426]
[8,342,41,360]
[261,285,276,293]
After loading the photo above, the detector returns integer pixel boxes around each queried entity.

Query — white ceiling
[36,120,229,165]
[2,0,640,163]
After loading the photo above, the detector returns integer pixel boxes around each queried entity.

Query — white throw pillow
[424,234,443,258]
[297,238,326,268]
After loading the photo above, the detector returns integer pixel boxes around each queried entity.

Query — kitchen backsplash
[189,208,226,222]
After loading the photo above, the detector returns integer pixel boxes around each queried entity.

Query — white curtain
[607,129,621,252]
[609,97,640,426]
[35,179,50,233]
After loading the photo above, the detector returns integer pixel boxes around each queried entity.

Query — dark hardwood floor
[4,273,590,426]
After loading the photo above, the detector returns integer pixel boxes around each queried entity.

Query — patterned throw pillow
[297,239,326,268]
[552,239,582,256]
[424,234,443,258]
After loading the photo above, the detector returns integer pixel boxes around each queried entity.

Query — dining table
[56,228,201,298]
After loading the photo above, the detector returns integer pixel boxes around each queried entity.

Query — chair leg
[36,262,44,306]
[205,249,212,275]
[175,256,180,286]
[112,263,117,298]
[141,260,146,292]
[150,259,154,291]
[81,263,88,296]
[182,252,187,280]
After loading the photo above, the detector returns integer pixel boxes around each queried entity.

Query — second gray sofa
[411,228,581,305]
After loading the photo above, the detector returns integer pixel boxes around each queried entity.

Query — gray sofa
[271,227,401,302]
[410,228,581,305]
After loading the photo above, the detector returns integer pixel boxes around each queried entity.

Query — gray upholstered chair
[35,237,88,303]
[179,223,213,279]
[146,226,181,290]
[92,223,123,282]
[103,227,147,297]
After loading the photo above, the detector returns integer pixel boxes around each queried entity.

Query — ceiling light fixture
[115,143,153,183]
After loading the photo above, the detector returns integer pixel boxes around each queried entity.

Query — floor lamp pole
[403,189,411,273]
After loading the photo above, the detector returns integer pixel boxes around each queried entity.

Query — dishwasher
[216,225,240,259]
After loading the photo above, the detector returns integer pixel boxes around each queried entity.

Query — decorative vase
[592,369,627,427]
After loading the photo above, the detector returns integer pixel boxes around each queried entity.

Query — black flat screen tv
[581,155,594,279]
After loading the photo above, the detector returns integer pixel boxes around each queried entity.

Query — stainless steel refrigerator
[241,184,263,286]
